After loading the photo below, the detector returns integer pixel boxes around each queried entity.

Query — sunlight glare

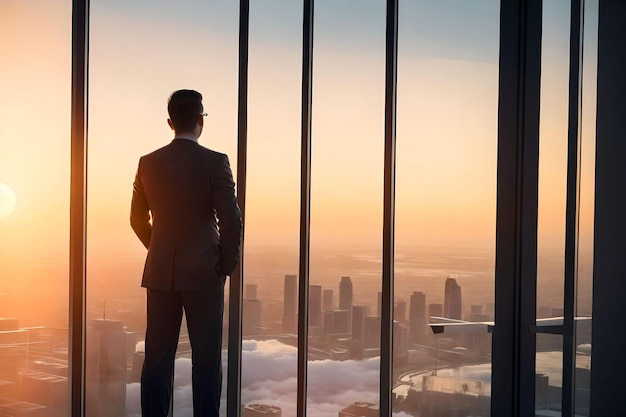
[0,182,16,218]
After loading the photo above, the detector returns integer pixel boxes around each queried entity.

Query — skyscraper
[323,289,333,311]
[395,299,407,322]
[245,283,257,300]
[409,292,426,344]
[339,276,353,312]
[243,299,262,336]
[86,319,127,417]
[444,278,463,320]
[283,274,297,334]
[428,303,443,318]
[363,316,380,350]
[352,305,369,342]
[309,285,322,328]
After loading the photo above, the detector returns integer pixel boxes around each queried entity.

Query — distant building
[323,289,334,311]
[339,276,353,310]
[409,292,427,344]
[471,304,483,315]
[323,310,335,334]
[86,319,127,417]
[245,283,258,300]
[242,403,282,416]
[352,305,369,341]
[429,303,443,319]
[395,299,407,322]
[416,375,490,417]
[333,310,350,334]
[339,276,353,327]
[309,285,323,328]
[444,278,463,320]
[283,274,297,334]
[338,401,378,417]
[324,310,350,335]
[394,321,409,359]
[243,298,262,336]
[363,316,380,349]
[0,318,21,394]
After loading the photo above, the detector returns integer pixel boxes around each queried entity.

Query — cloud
[126,339,389,417]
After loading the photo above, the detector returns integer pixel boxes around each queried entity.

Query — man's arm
[213,154,243,276]
[130,159,152,249]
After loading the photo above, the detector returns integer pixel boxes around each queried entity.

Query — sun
[0,182,16,219]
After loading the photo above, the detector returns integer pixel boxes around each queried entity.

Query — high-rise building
[338,401,378,417]
[444,278,462,320]
[242,403,282,416]
[309,285,323,328]
[323,289,333,311]
[409,292,427,344]
[333,310,350,334]
[283,274,297,334]
[395,299,407,322]
[352,305,369,341]
[245,283,257,300]
[394,321,409,358]
[428,303,443,318]
[363,316,380,349]
[339,276,353,311]
[243,299,262,336]
[323,310,335,334]
[86,319,127,417]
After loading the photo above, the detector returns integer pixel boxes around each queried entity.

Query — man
[130,89,242,417]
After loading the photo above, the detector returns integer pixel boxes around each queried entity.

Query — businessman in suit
[130,89,242,417]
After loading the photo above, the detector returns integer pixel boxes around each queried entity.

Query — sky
[0,1,600,416]
[0,0,597,349]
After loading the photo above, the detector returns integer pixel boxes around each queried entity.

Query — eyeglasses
[200,112,208,117]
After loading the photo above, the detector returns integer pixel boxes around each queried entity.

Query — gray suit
[130,138,242,417]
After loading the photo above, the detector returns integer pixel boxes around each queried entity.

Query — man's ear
[198,115,204,128]
[167,119,174,130]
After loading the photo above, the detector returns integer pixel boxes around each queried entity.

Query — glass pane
[536,334,564,416]
[240,2,302,416]
[309,1,385,415]
[0,1,71,415]
[89,2,238,416]
[536,0,571,319]
[393,1,500,416]
[575,0,598,415]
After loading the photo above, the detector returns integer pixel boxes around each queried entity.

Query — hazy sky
[0,1,597,323]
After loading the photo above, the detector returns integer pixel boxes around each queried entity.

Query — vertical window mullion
[297,1,314,417]
[227,1,249,416]
[380,1,398,416]
[562,0,585,415]
[492,0,542,416]
[70,0,89,416]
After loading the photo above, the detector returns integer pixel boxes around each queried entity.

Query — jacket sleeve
[212,154,243,276]
[130,158,152,249]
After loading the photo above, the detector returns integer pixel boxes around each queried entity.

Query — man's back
[131,138,241,291]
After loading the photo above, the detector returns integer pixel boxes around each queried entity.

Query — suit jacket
[130,139,242,291]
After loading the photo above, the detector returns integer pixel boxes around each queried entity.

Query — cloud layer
[126,339,412,417]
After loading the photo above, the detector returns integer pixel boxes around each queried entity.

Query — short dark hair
[167,89,203,132]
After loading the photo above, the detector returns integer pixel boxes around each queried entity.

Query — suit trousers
[141,286,224,417]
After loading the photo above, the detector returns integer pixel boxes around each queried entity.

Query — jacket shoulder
[196,144,228,161]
